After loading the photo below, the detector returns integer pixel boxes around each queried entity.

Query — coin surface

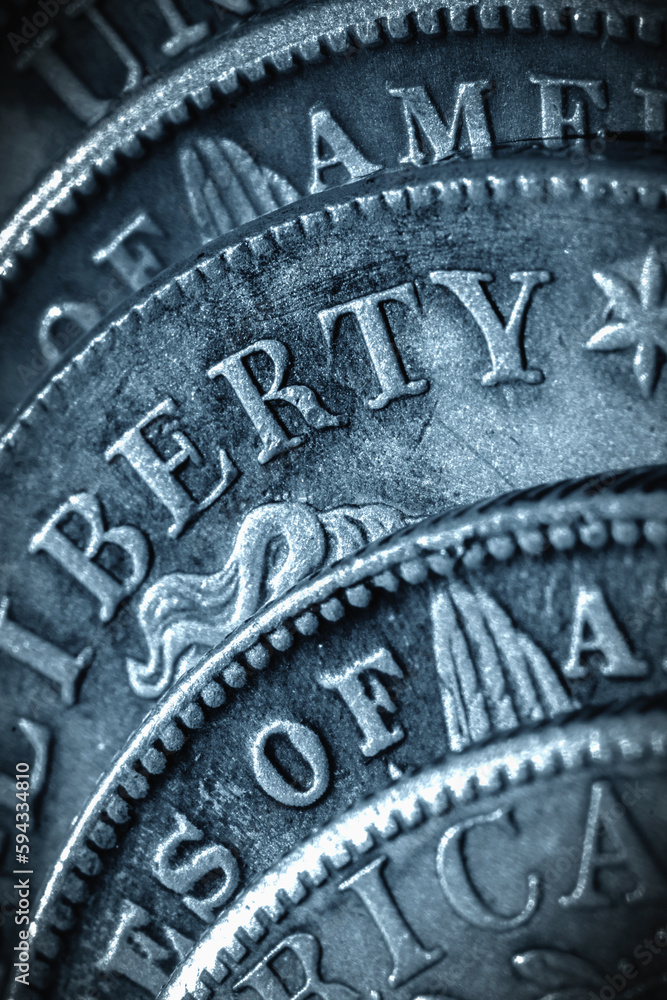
[1,155,666,930]
[16,466,667,998]
[1,0,665,419]
[161,709,667,1000]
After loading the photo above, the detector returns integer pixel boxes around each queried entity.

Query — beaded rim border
[0,0,665,289]
[163,707,667,999]
[24,464,667,988]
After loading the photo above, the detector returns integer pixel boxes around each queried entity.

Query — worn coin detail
[1,156,666,923]
[0,0,292,223]
[0,0,665,418]
[160,709,667,1000]
[16,467,667,997]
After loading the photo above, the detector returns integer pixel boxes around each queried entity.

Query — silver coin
[17,467,667,998]
[162,708,667,1000]
[1,155,666,923]
[0,0,665,420]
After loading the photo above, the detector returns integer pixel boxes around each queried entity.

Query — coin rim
[0,0,664,288]
[23,464,667,985]
[161,706,667,999]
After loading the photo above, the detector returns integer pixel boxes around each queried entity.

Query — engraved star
[585,246,667,397]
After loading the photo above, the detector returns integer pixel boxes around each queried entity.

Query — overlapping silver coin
[14,468,667,998]
[0,1,665,997]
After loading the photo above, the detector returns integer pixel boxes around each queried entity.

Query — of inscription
[251,720,330,808]
[318,648,405,757]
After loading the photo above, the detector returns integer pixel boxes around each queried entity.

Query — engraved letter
[252,720,329,807]
[0,598,91,706]
[308,108,380,194]
[38,301,101,365]
[564,585,647,679]
[634,86,667,135]
[19,38,110,124]
[529,76,607,149]
[560,781,667,908]
[319,284,428,409]
[152,810,239,921]
[318,648,404,757]
[209,339,344,464]
[29,493,149,623]
[340,857,442,987]
[388,81,492,164]
[234,932,358,999]
[106,398,237,537]
[437,806,540,929]
[152,0,209,57]
[18,0,145,126]
[98,900,192,993]
[429,270,550,385]
[92,213,163,291]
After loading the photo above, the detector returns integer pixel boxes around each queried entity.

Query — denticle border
[0,0,664,289]
[2,155,666,461]
[22,464,667,991]
[164,707,667,999]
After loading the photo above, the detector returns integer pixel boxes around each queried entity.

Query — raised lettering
[252,720,329,807]
[0,596,91,705]
[106,398,237,537]
[388,81,492,164]
[437,806,540,929]
[153,0,208,57]
[98,900,192,993]
[529,76,607,149]
[319,284,428,409]
[308,108,380,194]
[634,86,667,133]
[152,809,239,921]
[564,585,647,679]
[340,857,442,987]
[560,781,667,908]
[209,339,344,463]
[38,301,101,365]
[429,270,551,385]
[318,648,404,757]
[29,493,149,622]
[92,212,163,291]
[234,932,357,999]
